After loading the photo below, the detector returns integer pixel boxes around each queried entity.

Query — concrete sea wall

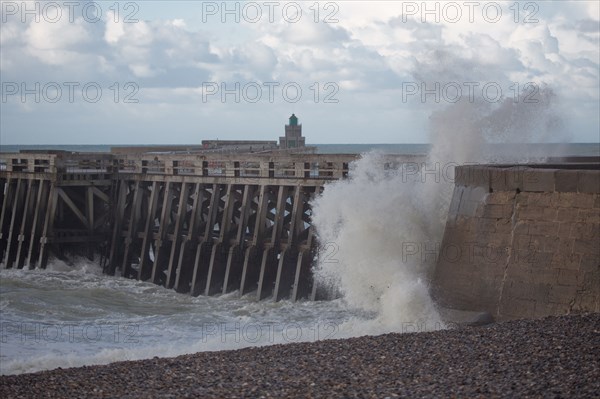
[433,164,600,321]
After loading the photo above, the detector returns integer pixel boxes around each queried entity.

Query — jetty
[0,148,414,302]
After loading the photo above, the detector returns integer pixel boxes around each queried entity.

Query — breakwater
[433,162,600,320]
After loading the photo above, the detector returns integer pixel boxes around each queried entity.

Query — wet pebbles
[1,313,599,398]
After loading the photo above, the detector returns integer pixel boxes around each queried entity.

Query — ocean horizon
[1,143,599,157]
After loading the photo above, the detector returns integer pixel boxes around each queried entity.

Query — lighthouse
[279,114,306,149]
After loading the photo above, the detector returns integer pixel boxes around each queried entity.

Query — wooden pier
[0,150,417,301]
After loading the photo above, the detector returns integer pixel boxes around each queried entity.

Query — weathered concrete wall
[433,164,600,321]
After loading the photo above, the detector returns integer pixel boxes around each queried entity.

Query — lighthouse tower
[279,114,305,149]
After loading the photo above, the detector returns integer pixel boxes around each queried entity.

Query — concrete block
[517,205,557,221]
[557,268,584,286]
[581,269,600,291]
[516,192,529,206]
[542,207,558,220]
[514,221,530,235]
[579,254,600,272]
[484,191,515,205]
[533,269,560,285]
[578,171,600,194]
[455,216,476,232]
[456,166,490,188]
[548,284,579,304]
[513,248,532,265]
[447,186,464,216]
[476,218,496,232]
[528,221,559,236]
[489,168,507,192]
[574,193,596,209]
[470,244,507,265]
[556,208,579,222]
[577,209,600,223]
[482,204,512,219]
[555,192,579,208]
[500,297,536,319]
[513,248,537,267]
[505,167,528,192]
[457,199,479,218]
[523,169,556,192]
[495,219,514,234]
[528,251,554,270]
[557,222,574,238]
[571,223,600,240]
[527,192,553,207]
[557,237,575,254]
[505,281,549,302]
[574,239,600,256]
[514,234,532,249]
[572,293,599,312]
[454,166,473,186]
[551,253,581,271]
[533,301,569,318]
[530,235,560,252]
[555,170,579,192]
[517,205,543,220]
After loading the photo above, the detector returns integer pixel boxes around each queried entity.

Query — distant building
[279,114,305,149]
[201,140,277,150]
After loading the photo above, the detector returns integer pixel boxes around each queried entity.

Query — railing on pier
[112,153,359,180]
[0,152,359,180]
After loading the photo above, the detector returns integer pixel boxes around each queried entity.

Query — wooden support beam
[256,247,276,301]
[38,184,58,269]
[205,184,235,295]
[121,181,142,277]
[203,184,221,241]
[56,188,89,229]
[4,178,24,268]
[222,185,253,295]
[151,181,172,284]
[218,184,235,242]
[26,179,49,268]
[251,185,268,245]
[91,186,110,203]
[165,181,189,289]
[86,186,94,259]
[270,186,287,246]
[288,187,303,244]
[107,180,127,275]
[14,179,34,268]
[138,181,160,281]
[174,182,203,292]
[0,178,14,262]
[190,184,221,295]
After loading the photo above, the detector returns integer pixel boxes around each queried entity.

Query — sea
[1,142,598,375]
[1,143,599,157]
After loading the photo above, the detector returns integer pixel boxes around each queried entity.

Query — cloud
[0,1,598,144]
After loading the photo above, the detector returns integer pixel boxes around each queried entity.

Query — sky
[0,0,599,144]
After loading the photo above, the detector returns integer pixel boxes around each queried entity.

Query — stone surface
[433,165,600,321]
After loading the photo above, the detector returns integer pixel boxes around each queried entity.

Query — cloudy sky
[1,0,598,144]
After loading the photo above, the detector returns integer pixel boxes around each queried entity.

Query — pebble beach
[1,313,598,398]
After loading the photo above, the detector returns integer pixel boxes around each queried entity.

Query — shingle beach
[2,313,598,398]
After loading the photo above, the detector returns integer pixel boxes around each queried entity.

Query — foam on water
[310,92,565,335]
[0,258,355,375]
